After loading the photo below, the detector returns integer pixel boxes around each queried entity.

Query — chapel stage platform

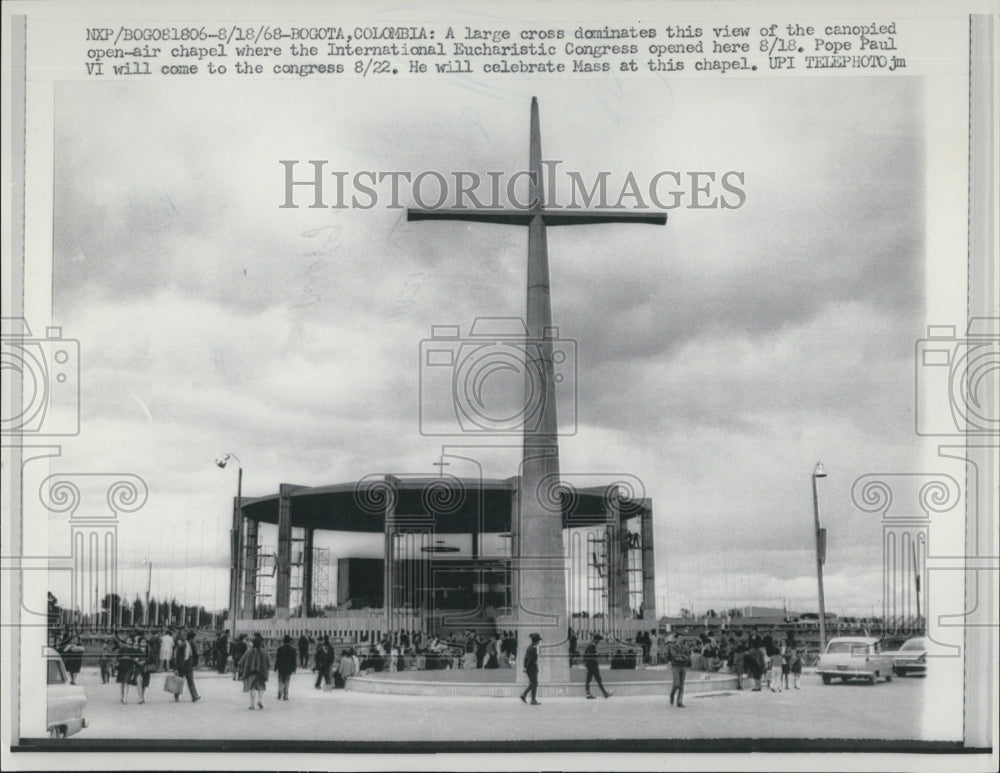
[346,666,738,698]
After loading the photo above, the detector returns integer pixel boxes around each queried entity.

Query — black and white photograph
[1,1,996,770]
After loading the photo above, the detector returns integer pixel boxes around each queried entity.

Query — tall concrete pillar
[243,517,258,619]
[303,528,314,617]
[507,477,520,622]
[641,503,656,621]
[275,483,294,619]
[516,98,570,686]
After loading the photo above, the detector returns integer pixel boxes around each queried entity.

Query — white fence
[234,611,654,642]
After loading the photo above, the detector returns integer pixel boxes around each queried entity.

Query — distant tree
[47,592,63,627]
[101,593,124,627]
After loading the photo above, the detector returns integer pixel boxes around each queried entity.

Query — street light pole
[144,559,152,627]
[811,461,828,654]
[216,452,243,638]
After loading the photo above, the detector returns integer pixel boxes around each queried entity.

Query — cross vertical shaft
[518,97,567,684]
[408,97,666,689]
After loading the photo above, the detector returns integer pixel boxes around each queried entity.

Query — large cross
[408,97,666,686]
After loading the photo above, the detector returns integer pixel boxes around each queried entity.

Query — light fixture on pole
[216,452,243,637]
[811,461,828,654]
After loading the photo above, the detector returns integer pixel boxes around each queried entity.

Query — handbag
[163,673,185,696]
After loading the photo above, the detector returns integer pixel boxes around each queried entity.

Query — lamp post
[216,452,243,637]
[143,558,152,627]
[811,461,828,654]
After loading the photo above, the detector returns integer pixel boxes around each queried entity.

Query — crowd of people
[52,622,808,710]
[284,628,524,682]
[658,627,805,693]
[55,627,202,704]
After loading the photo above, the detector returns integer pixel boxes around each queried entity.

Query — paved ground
[61,667,933,743]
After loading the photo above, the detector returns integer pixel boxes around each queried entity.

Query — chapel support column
[275,483,294,619]
[302,527,314,617]
[243,517,258,619]
[641,502,656,621]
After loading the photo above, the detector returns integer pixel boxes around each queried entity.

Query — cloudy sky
[49,73,926,617]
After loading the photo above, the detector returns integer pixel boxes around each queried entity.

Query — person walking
[98,642,113,684]
[135,636,156,704]
[789,647,803,689]
[519,632,542,705]
[215,631,230,674]
[583,633,612,699]
[275,635,297,701]
[485,634,500,669]
[746,643,766,691]
[298,634,310,669]
[462,637,476,670]
[59,635,86,685]
[667,636,692,708]
[147,630,161,672]
[313,636,334,690]
[335,646,357,688]
[768,644,784,692]
[115,636,139,704]
[230,634,248,681]
[175,631,201,702]
[732,643,746,690]
[159,629,174,672]
[238,633,270,710]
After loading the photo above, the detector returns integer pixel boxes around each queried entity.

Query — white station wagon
[816,636,894,685]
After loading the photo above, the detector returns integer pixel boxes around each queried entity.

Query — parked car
[816,636,894,685]
[891,636,927,676]
[46,647,87,738]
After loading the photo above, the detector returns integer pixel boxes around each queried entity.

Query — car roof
[827,636,880,645]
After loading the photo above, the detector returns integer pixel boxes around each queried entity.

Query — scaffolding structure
[312,546,330,609]
[587,531,610,617]
[252,539,329,616]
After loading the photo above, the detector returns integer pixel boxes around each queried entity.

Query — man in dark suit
[174,630,201,702]
[230,634,248,681]
[275,635,298,700]
[520,632,542,705]
[314,636,334,689]
[298,634,310,669]
[584,633,612,699]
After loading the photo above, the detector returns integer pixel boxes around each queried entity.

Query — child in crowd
[769,646,784,692]
[789,648,803,689]
[98,643,112,684]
